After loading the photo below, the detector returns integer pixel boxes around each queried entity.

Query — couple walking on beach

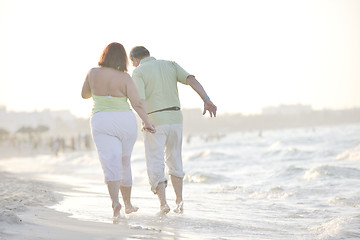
[81,42,217,219]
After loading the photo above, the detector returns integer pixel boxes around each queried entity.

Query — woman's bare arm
[81,72,92,99]
[125,75,155,133]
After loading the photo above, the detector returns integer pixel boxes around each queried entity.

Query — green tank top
[92,95,131,115]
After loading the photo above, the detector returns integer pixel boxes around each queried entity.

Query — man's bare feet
[160,203,170,214]
[125,204,139,214]
[174,201,183,214]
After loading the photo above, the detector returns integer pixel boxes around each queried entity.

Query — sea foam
[336,144,360,162]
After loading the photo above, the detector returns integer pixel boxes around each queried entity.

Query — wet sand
[0,166,170,240]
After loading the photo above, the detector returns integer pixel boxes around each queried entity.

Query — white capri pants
[91,111,137,186]
[143,124,185,193]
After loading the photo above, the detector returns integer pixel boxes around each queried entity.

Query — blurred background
[0,0,359,156]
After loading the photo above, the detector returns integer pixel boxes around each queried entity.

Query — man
[130,46,217,214]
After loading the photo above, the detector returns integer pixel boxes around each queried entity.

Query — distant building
[0,106,86,136]
[262,104,312,116]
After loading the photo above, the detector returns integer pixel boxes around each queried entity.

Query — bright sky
[0,0,359,118]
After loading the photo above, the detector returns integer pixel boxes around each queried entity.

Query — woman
[81,42,155,219]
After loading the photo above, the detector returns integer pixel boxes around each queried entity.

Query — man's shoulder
[154,59,178,69]
[157,59,175,64]
[139,58,174,69]
[143,58,172,64]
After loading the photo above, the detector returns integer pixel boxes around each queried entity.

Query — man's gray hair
[130,46,150,59]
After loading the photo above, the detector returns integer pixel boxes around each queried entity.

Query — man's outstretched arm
[186,75,217,117]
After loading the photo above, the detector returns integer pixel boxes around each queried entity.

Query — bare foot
[125,205,139,214]
[160,203,170,214]
[174,201,183,214]
[112,203,122,218]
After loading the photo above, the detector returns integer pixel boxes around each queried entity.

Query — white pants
[143,124,185,193]
[91,111,137,186]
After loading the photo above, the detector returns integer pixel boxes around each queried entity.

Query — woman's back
[88,67,128,97]
[81,41,154,133]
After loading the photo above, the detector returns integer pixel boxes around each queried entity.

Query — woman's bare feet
[112,202,122,218]
[160,203,170,214]
[125,204,139,214]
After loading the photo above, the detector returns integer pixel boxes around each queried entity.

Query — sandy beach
[1,196,162,240]
[0,155,175,240]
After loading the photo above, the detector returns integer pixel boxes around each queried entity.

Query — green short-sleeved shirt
[132,57,191,126]
[91,95,130,115]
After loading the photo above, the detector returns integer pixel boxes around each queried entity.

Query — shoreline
[2,204,164,240]
[0,168,168,240]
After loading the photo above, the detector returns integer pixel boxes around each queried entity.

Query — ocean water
[2,124,360,239]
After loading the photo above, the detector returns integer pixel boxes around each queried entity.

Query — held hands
[142,122,156,133]
[203,99,217,117]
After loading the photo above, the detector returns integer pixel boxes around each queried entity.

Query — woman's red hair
[98,42,128,72]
